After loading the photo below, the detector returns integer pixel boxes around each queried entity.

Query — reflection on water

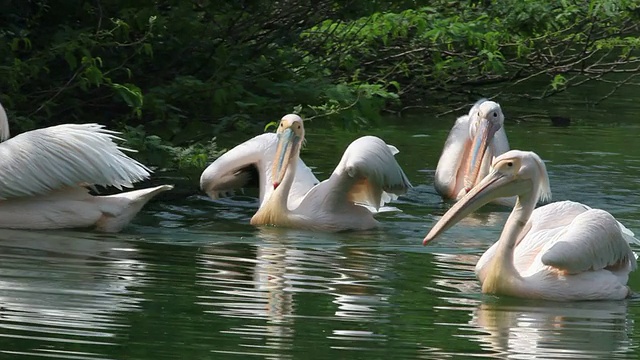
[196,232,296,359]
[0,229,145,359]
[468,300,633,359]
[2,98,640,359]
[425,211,506,307]
[195,228,394,358]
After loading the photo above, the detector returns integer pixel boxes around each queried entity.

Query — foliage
[121,124,222,172]
[300,0,640,113]
[0,0,408,171]
[0,0,639,170]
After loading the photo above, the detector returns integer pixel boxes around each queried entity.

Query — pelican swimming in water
[200,114,412,231]
[199,130,319,210]
[423,150,638,301]
[434,99,510,201]
[0,102,173,232]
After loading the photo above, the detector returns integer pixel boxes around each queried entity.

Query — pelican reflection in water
[469,300,633,358]
[0,229,146,357]
[196,229,393,356]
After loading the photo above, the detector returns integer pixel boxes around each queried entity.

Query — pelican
[434,99,510,202]
[423,150,638,301]
[201,114,412,231]
[199,131,320,210]
[0,102,173,232]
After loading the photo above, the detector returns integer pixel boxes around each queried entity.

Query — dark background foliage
[1,0,638,169]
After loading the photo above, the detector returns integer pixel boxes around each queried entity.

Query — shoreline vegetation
[1,0,639,172]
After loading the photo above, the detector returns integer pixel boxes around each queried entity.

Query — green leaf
[84,66,103,86]
[64,51,77,70]
[112,83,144,110]
[264,121,278,132]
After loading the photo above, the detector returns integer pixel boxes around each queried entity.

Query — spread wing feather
[199,133,318,207]
[0,124,150,199]
[299,136,411,212]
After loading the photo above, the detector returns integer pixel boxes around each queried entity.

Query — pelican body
[435,99,510,201]
[424,150,638,301]
[0,103,173,232]
[201,114,412,231]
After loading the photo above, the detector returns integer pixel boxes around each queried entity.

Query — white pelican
[199,131,320,210]
[0,102,173,232]
[201,114,412,231]
[423,150,638,301]
[434,99,510,201]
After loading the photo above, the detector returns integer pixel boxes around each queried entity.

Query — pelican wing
[539,208,637,274]
[479,201,627,275]
[299,136,411,212]
[0,124,150,199]
[434,115,471,199]
[200,133,318,206]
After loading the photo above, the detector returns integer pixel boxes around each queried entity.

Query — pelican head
[464,100,505,190]
[272,114,305,189]
[424,150,551,245]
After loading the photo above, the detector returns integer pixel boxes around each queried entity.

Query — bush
[1,0,638,170]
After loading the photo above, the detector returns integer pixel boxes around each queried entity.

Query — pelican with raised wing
[423,150,638,301]
[201,114,412,231]
[434,99,510,201]
[199,131,320,210]
[0,102,173,232]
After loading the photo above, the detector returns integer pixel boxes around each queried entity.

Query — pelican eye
[507,162,513,167]
[280,123,283,127]
[493,112,497,117]
[297,124,301,129]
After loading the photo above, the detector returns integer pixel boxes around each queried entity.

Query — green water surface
[1,93,640,359]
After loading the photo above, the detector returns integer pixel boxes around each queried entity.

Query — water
[2,94,640,359]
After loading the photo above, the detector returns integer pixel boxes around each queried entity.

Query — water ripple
[464,300,634,359]
[0,229,146,359]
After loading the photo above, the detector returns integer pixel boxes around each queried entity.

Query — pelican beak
[464,119,501,190]
[423,170,521,245]
[272,127,299,189]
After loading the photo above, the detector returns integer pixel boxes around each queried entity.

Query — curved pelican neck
[270,156,298,211]
[483,189,538,293]
[251,150,299,225]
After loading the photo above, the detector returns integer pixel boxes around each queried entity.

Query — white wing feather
[478,201,638,275]
[0,124,150,199]
[299,136,411,212]
[577,203,640,246]
[199,133,318,207]
[538,208,637,274]
[434,115,470,199]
